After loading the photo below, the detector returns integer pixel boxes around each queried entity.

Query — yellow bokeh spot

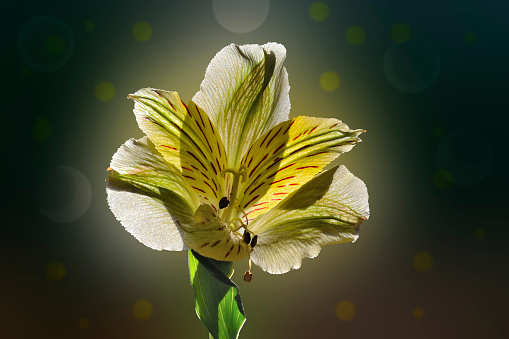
[346,25,366,45]
[335,301,356,321]
[464,32,476,44]
[78,318,90,329]
[45,35,66,56]
[391,22,411,43]
[474,228,485,240]
[21,66,31,77]
[320,71,340,92]
[413,308,424,319]
[133,299,153,320]
[46,261,66,281]
[413,251,433,272]
[85,21,95,31]
[95,81,115,102]
[310,2,329,22]
[133,21,152,41]
[433,169,453,189]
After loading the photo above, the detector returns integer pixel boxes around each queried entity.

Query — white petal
[192,43,290,167]
[249,165,369,274]
[106,137,199,251]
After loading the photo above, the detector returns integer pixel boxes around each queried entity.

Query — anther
[243,270,253,282]
[250,235,258,248]
[219,197,230,209]
[243,231,251,245]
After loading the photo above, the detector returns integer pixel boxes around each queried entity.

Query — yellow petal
[236,116,364,221]
[129,88,228,211]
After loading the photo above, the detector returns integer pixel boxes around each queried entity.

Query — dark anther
[250,235,258,248]
[219,197,230,209]
[243,270,253,282]
[243,231,251,244]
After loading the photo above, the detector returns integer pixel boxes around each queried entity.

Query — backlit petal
[193,43,290,167]
[106,137,199,251]
[129,88,228,210]
[236,116,364,221]
[249,165,369,274]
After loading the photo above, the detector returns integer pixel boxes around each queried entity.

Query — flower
[106,43,369,275]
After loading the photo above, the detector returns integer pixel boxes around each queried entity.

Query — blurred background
[2,0,508,337]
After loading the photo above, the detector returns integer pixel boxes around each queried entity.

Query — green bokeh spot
[95,81,115,102]
[85,21,95,31]
[464,32,476,43]
[320,71,340,92]
[391,23,411,43]
[346,25,366,45]
[433,127,445,138]
[133,21,152,41]
[21,66,31,77]
[32,117,52,141]
[45,35,66,56]
[433,169,453,189]
[310,2,329,22]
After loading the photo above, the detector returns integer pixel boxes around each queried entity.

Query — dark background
[2,0,508,338]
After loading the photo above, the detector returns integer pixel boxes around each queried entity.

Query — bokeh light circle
[17,16,74,72]
[37,166,92,223]
[413,308,424,319]
[346,25,366,45]
[320,71,340,92]
[21,66,31,77]
[132,21,152,41]
[436,129,493,186]
[384,40,441,93]
[133,299,153,320]
[213,0,270,33]
[433,169,453,190]
[474,228,485,239]
[95,81,115,102]
[413,251,433,272]
[335,301,356,321]
[46,261,66,281]
[391,22,411,43]
[32,117,52,141]
[78,318,90,329]
[85,21,95,31]
[464,32,476,44]
[310,2,329,22]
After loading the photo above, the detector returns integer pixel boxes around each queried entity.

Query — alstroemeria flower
[107,43,369,275]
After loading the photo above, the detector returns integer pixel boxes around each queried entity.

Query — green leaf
[188,250,246,339]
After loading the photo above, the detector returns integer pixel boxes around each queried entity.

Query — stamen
[250,235,258,248]
[219,196,230,209]
[243,231,251,244]
[234,205,249,226]
[243,254,253,282]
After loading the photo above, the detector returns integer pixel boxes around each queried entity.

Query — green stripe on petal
[236,116,364,222]
[192,43,290,168]
[129,88,228,210]
[106,137,200,251]
[249,165,369,274]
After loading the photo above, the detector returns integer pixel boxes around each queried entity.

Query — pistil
[220,165,246,225]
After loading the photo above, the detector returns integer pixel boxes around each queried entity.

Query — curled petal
[193,43,290,167]
[106,137,199,251]
[249,165,369,274]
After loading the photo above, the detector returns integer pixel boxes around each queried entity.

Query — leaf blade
[188,250,246,339]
